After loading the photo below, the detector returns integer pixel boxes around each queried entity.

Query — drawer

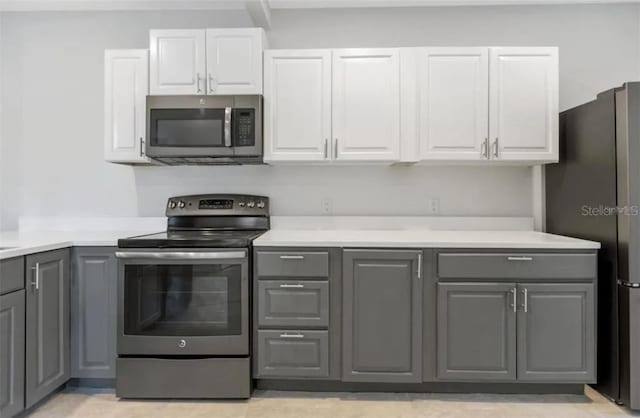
[258,280,329,328]
[256,330,329,378]
[256,251,329,278]
[0,256,24,295]
[438,252,597,280]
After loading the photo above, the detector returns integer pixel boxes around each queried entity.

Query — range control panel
[166,194,269,216]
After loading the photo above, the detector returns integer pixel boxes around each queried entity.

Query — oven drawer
[437,252,597,280]
[256,251,329,278]
[258,280,329,328]
[256,330,329,378]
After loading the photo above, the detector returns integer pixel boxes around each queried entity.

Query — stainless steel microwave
[145,95,262,165]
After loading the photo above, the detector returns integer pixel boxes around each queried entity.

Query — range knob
[178,201,186,208]
[257,201,265,208]
[168,201,177,209]
[238,202,246,207]
[247,201,256,208]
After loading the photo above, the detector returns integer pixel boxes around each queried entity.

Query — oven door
[116,249,249,356]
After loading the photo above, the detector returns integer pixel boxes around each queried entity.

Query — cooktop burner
[118,194,269,249]
[118,229,267,248]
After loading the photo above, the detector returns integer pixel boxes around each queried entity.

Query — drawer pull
[279,284,304,288]
[279,333,305,339]
[280,255,305,260]
[507,256,533,261]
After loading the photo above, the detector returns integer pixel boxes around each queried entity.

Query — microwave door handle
[224,107,232,147]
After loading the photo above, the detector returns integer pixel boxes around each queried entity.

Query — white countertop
[253,230,600,250]
[0,216,600,260]
[0,230,159,260]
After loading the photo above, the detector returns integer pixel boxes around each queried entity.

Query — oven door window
[123,263,242,336]
[150,108,225,147]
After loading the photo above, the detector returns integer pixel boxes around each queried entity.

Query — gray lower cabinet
[517,283,596,382]
[25,249,70,409]
[0,290,26,418]
[436,280,596,383]
[70,248,117,379]
[342,249,422,383]
[256,330,329,377]
[258,280,329,328]
[436,283,517,381]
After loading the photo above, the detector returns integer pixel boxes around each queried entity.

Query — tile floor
[26,385,639,418]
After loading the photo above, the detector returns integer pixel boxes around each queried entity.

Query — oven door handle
[224,107,232,147]
[115,251,247,260]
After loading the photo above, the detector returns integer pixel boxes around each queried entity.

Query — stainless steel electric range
[115,194,269,399]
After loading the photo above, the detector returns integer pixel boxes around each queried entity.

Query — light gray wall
[1,4,638,229]
[269,4,640,111]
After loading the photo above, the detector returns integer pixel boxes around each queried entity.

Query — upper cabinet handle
[493,138,499,158]
[324,139,328,159]
[196,73,203,93]
[481,138,488,159]
[334,138,339,160]
[208,74,216,94]
[139,138,144,157]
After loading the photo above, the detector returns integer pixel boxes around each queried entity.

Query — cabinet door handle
[511,288,517,312]
[522,288,528,313]
[334,138,339,160]
[481,138,489,159]
[196,73,203,93]
[208,74,216,94]
[31,263,40,290]
[280,255,304,260]
[139,137,144,157]
[279,333,304,339]
[324,138,328,159]
[279,284,304,288]
[493,137,499,158]
[417,253,422,279]
[507,256,533,261]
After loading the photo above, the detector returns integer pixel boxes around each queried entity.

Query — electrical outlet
[321,197,333,215]
[426,197,440,215]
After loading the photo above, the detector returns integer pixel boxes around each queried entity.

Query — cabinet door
[206,28,264,95]
[489,47,558,162]
[418,48,489,161]
[70,248,117,379]
[342,250,422,382]
[0,290,25,418]
[263,49,332,163]
[517,283,595,382]
[333,49,400,162]
[104,49,152,164]
[25,249,70,408]
[149,29,206,95]
[437,283,517,381]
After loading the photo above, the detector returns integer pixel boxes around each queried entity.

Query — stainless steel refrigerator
[546,82,640,409]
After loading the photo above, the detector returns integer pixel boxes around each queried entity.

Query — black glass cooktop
[118,229,266,248]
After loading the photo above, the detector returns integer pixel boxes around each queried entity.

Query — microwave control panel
[232,109,255,147]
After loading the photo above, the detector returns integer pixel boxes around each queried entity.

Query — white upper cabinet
[332,49,401,162]
[206,28,265,95]
[104,49,153,164]
[264,49,332,163]
[489,47,559,162]
[149,30,206,95]
[417,47,489,161]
